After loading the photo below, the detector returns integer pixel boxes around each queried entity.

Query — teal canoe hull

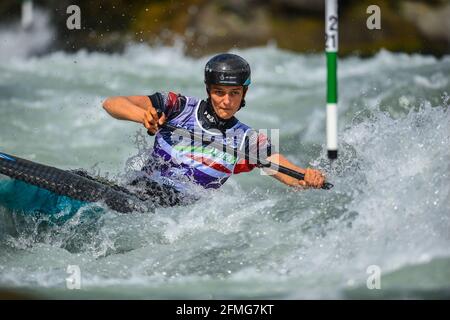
[0,178,94,221]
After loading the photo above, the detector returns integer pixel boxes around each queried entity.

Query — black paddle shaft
[148,123,334,190]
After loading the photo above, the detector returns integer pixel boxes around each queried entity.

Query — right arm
[102,96,166,134]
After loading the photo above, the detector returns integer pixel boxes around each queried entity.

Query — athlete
[103,53,326,206]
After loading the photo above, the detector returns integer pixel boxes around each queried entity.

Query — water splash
[0,44,449,298]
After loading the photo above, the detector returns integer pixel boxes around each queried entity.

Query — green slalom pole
[325,0,338,159]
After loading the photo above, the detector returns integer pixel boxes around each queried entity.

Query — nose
[223,93,231,105]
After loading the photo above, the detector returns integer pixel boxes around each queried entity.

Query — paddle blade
[322,182,334,190]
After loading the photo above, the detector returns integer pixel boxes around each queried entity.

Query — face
[209,85,245,119]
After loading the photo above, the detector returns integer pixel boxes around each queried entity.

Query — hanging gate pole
[325,0,338,160]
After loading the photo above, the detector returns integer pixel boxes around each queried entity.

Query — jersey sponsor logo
[204,111,216,124]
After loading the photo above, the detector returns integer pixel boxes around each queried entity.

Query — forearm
[102,97,146,124]
[265,153,306,186]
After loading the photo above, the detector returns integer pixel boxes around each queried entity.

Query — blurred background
[0,0,449,58]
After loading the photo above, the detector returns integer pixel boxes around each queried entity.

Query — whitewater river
[0,22,449,299]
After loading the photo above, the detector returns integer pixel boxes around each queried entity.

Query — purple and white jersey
[143,92,273,192]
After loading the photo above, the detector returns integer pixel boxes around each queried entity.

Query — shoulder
[149,91,197,112]
[150,91,181,107]
[233,118,252,132]
[159,92,201,107]
[183,94,202,108]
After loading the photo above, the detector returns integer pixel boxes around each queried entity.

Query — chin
[219,112,233,119]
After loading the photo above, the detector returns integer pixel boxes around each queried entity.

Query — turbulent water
[0,20,449,299]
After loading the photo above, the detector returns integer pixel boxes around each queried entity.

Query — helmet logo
[204,53,251,86]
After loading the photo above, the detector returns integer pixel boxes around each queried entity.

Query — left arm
[264,153,325,188]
